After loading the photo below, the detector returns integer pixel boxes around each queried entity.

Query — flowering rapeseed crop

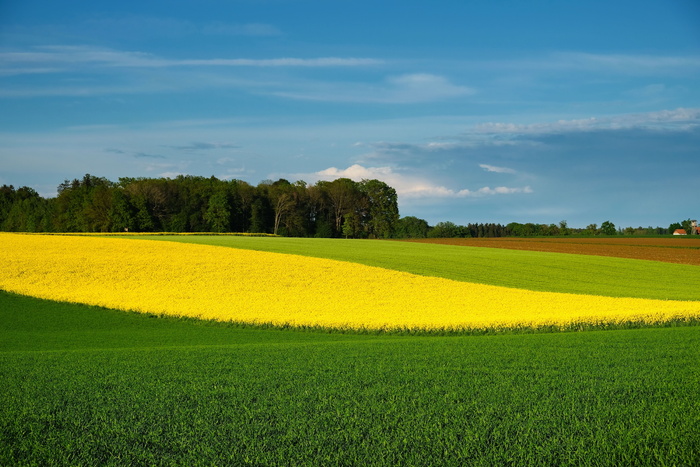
[1,233,698,331]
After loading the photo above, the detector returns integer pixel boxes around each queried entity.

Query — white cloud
[482,52,700,75]
[170,57,382,67]
[301,164,532,199]
[273,73,473,104]
[550,52,700,73]
[0,45,383,74]
[480,164,515,174]
[473,108,700,135]
[171,142,239,151]
[385,73,475,101]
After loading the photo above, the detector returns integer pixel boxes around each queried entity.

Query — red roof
[673,229,687,235]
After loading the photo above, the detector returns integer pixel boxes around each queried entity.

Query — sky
[1,0,699,228]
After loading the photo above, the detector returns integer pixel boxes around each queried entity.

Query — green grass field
[3,236,700,465]
[2,290,699,466]
[129,235,700,300]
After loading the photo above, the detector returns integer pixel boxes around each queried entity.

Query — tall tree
[325,178,358,236]
[359,179,399,239]
[600,220,617,235]
[204,189,232,233]
[109,188,136,232]
[269,179,296,236]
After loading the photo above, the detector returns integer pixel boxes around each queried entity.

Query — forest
[0,174,688,237]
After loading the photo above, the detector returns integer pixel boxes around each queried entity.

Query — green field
[130,235,700,300]
[2,291,699,465]
[3,236,700,464]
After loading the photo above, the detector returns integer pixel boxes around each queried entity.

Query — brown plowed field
[401,237,700,265]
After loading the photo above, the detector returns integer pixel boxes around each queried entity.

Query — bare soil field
[402,237,700,266]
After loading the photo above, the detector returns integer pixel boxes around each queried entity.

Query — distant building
[673,229,687,235]
[692,220,698,235]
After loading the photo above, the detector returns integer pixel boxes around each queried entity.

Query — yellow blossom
[1,233,698,331]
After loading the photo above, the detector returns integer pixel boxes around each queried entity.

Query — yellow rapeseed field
[1,233,698,331]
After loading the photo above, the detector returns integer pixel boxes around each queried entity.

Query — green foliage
[0,174,402,237]
[0,186,54,232]
[359,179,399,239]
[144,236,700,300]
[394,216,429,238]
[204,189,232,233]
[681,219,693,234]
[1,292,698,465]
[506,222,566,237]
[428,221,461,238]
[669,221,683,233]
[600,220,617,235]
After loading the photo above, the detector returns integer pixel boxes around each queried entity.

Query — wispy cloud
[472,108,700,135]
[480,164,515,174]
[170,142,239,151]
[480,52,700,75]
[0,45,383,74]
[300,164,532,199]
[549,52,700,73]
[274,73,473,104]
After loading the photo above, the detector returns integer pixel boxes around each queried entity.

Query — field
[403,236,700,266]
[133,234,700,300]
[1,233,700,464]
[3,234,700,331]
[2,291,699,465]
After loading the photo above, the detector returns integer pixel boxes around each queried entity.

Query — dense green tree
[250,196,273,233]
[668,222,683,234]
[428,221,460,238]
[325,178,359,236]
[600,221,617,236]
[681,219,693,235]
[204,189,232,233]
[394,216,430,238]
[359,179,399,239]
[559,220,571,236]
[109,188,137,232]
[0,185,16,227]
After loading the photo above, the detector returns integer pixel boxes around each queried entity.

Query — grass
[130,235,700,300]
[2,291,699,466]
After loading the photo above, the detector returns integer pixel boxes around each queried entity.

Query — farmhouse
[673,220,699,235]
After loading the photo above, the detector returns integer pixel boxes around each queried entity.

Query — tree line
[0,174,692,237]
[0,174,400,238]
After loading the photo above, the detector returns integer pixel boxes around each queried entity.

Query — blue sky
[1,0,699,228]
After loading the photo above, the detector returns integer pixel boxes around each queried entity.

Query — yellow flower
[1,233,698,331]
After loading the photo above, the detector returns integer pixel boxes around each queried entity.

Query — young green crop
[1,292,699,465]
[134,235,700,300]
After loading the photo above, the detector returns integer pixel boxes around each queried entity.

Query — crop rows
[405,236,700,265]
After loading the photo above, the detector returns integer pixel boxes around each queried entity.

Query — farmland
[403,236,700,266]
[132,234,700,300]
[2,291,699,465]
[1,233,699,464]
[2,234,700,331]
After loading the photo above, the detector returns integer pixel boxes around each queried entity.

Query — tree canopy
[0,174,400,238]
[0,174,688,238]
